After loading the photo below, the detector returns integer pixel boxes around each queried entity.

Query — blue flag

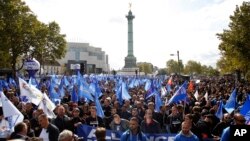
[122,82,131,100]
[145,83,157,100]
[71,87,78,103]
[215,100,223,120]
[224,89,237,114]
[155,91,163,112]
[144,80,151,91]
[116,85,123,105]
[94,91,104,118]
[167,81,188,105]
[240,95,250,116]
[79,81,94,101]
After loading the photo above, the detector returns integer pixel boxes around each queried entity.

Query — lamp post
[170,50,180,75]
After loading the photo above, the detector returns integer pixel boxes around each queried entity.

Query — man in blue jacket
[120,117,148,141]
[174,121,199,141]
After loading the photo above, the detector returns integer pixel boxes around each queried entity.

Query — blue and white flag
[19,77,43,105]
[0,91,24,132]
[155,92,163,112]
[167,81,188,105]
[122,82,131,100]
[224,89,237,114]
[240,95,250,117]
[215,100,223,120]
[94,91,104,118]
[38,94,56,119]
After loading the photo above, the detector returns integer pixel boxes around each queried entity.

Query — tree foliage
[137,62,153,75]
[184,60,202,75]
[0,0,66,76]
[166,59,183,74]
[216,1,250,77]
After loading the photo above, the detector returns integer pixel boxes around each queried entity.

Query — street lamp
[170,50,180,75]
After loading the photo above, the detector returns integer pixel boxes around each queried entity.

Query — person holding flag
[85,105,105,127]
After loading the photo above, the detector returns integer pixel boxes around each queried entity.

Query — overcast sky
[23,0,245,70]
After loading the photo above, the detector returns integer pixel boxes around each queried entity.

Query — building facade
[57,42,110,74]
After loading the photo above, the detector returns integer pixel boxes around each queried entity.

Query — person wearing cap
[220,113,246,141]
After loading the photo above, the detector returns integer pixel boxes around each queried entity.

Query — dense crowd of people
[0,74,249,141]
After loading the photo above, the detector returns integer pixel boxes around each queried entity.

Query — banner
[24,58,40,78]
[77,125,176,141]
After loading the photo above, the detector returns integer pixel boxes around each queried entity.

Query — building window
[75,51,80,61]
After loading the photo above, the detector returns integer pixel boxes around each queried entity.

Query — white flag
[0,91,24,131]
[194,90,199,100]
[19,77,43,105]
[161,87,167,97]
[38,93,56,119]
[204,91,208,101]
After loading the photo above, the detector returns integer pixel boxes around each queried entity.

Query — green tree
[31,22,66,68]
[0,0,38,72]
[157,68,167,75]
[216,1,250,78]
[0,0,66,76]
[201,65,219,76]
[184,60,202,75]
[166,59,181,74]
[137,62,153,75]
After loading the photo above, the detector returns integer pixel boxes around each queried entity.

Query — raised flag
[94,90,104,118]
[0,91,24,131]
[194,90,199,100]
[79,81,94,101]
[155,92,163,112]
[224,89,237,114]
[167,76,173,86]
[115,85,123,105]
[144,80,151,91]
[167,81,188,105]
[38,94,56,119]
[71,86,78,103]
[161,87,167,97]
[204,91,208,102]
[240,95,250,116]
[122,82,131,100]
[19,77,43,105]
[188,81,194,93]
[215,101,223,120]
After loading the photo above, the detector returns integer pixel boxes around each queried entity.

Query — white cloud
[24,0,245,70]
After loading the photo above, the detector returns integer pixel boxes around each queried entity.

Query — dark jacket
[47,123,60,141]
[140,119,161,134]
[52,115,70,132]
[9,133,29,141]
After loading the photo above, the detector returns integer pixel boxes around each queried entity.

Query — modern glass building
[58,42,110,74]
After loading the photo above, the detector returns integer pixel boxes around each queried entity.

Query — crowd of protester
[0,74,250,141]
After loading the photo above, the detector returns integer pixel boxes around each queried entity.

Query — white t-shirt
[39,128,49,141]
